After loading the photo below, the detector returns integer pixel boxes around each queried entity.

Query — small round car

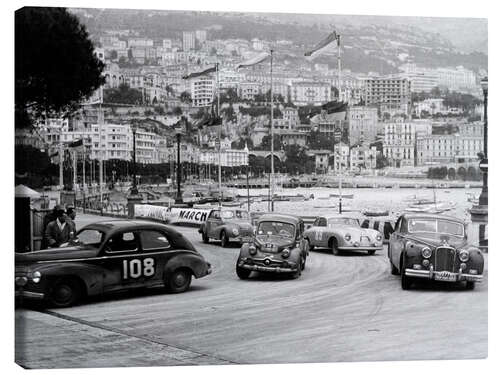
[15,220,212,307]
[304,215,384,255]
[198,208,254,247]
[236,213,308,279]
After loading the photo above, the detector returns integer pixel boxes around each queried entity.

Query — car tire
[400,257,412,290]
[166,269,192,293]
[49,278,82,308]
[220,231,229,248]
[301,256,306,271]
[236,265,251,280]
[390,260,400,275]
[306,239,314,251]
[202,231,209,244]
[367,250,376,255]
[465,281,475,290]
[292,259,303,279]
[331,238,340,255]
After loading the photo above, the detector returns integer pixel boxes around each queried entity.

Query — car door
[100,230,143,292]
[138,229,173,287]
[207,210,222,238]
[314,217,328,247]
[389,217,405,269]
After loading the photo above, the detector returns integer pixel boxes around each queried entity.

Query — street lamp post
[479,77,488,206]
[175,129,183,204]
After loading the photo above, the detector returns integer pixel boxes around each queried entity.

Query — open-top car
[198,208,254,247]
[388,213,484,290]
[304,215,384,255]
[15,220,212,307]
[236,213,309,279]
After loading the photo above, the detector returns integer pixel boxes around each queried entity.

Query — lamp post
[479,76,488,206]
[174,128,183,204]
[130,126,139,196]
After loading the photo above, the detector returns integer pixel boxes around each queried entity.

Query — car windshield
[221,210,249,220]
[408,219,464,237]
[257,221,295,238]
[75,229,105,248]
[328,218,359,227]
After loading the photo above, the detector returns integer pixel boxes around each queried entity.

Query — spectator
[44,205,73,248]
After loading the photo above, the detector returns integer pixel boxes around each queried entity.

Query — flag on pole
[182,65,217,79]
[236,52,270,69]
[304,31,338,59]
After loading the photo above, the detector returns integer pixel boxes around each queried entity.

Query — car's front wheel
[400,257,412,290]
[236,265,251,279]
[331,238,341,255]
[202,231,209,244]
[49,278,82,308]
[465,281,475,290]
[166,269,192,293]
[220,231,229,248]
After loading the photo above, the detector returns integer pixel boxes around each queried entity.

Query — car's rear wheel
[49,278,82,308]
[400,257,412,290]
[236,265,251,279]
[220,231,229,248]
[465,281,475,290]
[367,250,376,255]
[166,269,192,293]
[330,238,340,255]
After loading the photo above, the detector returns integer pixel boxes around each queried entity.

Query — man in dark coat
[44,205,73,248]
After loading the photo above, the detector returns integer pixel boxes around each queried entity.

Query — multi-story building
[436,66,477,92]
[347,106,378,145]
[195,30,207,45]
[282,107,299,129]
[238,82,261,101]
[103,63,124,88]
[349,144,377,171]
[383,120,420,167]
[183,31,196,52]
[416,134,459,166]
[414,98,446,116]
[332,142,350,171]
[277,130,309,147]
[364,77,411,115]
[290,81,331,106]
[128,38,154,48]
[199,147,249,167]
[397,63,439,93]
[190,76,215,107]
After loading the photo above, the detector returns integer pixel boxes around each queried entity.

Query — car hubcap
[54,285,72,303]
[174,273,187,287]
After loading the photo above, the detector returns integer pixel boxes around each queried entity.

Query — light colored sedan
[304,215,384,255]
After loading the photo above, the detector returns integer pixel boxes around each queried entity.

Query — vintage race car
[198,208,254,247]
[236,214,309,279]
[304,215,383,255]
[388,213,484,290]
[15,220,212,307]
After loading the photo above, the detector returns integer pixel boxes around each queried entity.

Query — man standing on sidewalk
[44,205,73,247]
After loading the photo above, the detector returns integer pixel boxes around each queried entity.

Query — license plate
[241,236,253,243]
[434,271,457,282]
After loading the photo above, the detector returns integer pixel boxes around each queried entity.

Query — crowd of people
[42,205,77,249]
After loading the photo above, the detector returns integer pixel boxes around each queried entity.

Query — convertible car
[388,213,484,290]
[304,215,383,255]
[15,220,212,307]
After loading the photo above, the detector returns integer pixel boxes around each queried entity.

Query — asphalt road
[15,214,488,368]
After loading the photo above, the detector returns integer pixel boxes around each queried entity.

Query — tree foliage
[103,84,143,105]
[15,7,105,128]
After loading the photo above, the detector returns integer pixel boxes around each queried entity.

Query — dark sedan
[15,220,212,307]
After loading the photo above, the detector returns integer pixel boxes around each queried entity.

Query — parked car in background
[15,220,212,307]
[388,213,484,290]
[304,215,383,255]
[198,208,254,247]
[236,214,309,279]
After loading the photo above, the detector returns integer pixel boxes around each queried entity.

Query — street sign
[479,159,488,172]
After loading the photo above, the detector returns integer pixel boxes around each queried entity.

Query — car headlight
[31,271,42,284]
[459,249,470,262]
[232,228,239,236]
[375,234,382,242]
[421,247,432,259]
[282,248,290,258]
[344,234,351,241]
[249,245,257,255]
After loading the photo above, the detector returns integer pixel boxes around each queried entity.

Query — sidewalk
[15,309,233,369]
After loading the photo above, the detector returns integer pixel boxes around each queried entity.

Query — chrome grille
[434,247,456,271]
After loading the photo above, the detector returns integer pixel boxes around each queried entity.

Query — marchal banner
[135,204,212,226]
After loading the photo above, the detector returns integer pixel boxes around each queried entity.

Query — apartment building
[383,120,422,167]
[347,106,378,145]
[364,77,411,115]
[349,144,377,171]
[190,76,215,107]
[290,81,331,106]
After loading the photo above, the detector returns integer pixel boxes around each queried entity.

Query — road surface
[15,214,488,368]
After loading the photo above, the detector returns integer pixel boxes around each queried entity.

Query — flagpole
[336,33,343,214]
[99,102,103,203]
[217,62,222,207]
[59,141,63,190]
[270,49,275,212]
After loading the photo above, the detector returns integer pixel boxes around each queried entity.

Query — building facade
[383,120,417,167]
[347,106,378,145]
[290,82,331,106]
[364,77,411,115]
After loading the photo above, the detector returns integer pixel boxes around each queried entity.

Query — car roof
[402,213,463,223]
[257,213,301,225]
[322,215,359,220]
[82,219,173,233]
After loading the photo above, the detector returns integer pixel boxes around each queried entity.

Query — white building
[290,81,331,106]
[195,30,207,45]
[332,142,350,171]
[347,106,378,145]
[383,120,423,167]
[183,31,196,52]
[350,144,377,171]
[190,76,215,107]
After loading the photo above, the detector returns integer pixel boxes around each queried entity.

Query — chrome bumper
[405,268,483,282]
[238,261,297,273]
[338,246,383,251]
[15,290,45,299]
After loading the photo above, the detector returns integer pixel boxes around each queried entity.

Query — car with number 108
[15,220,212,307]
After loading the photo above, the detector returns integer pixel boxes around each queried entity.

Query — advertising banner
[134,204,212,226]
